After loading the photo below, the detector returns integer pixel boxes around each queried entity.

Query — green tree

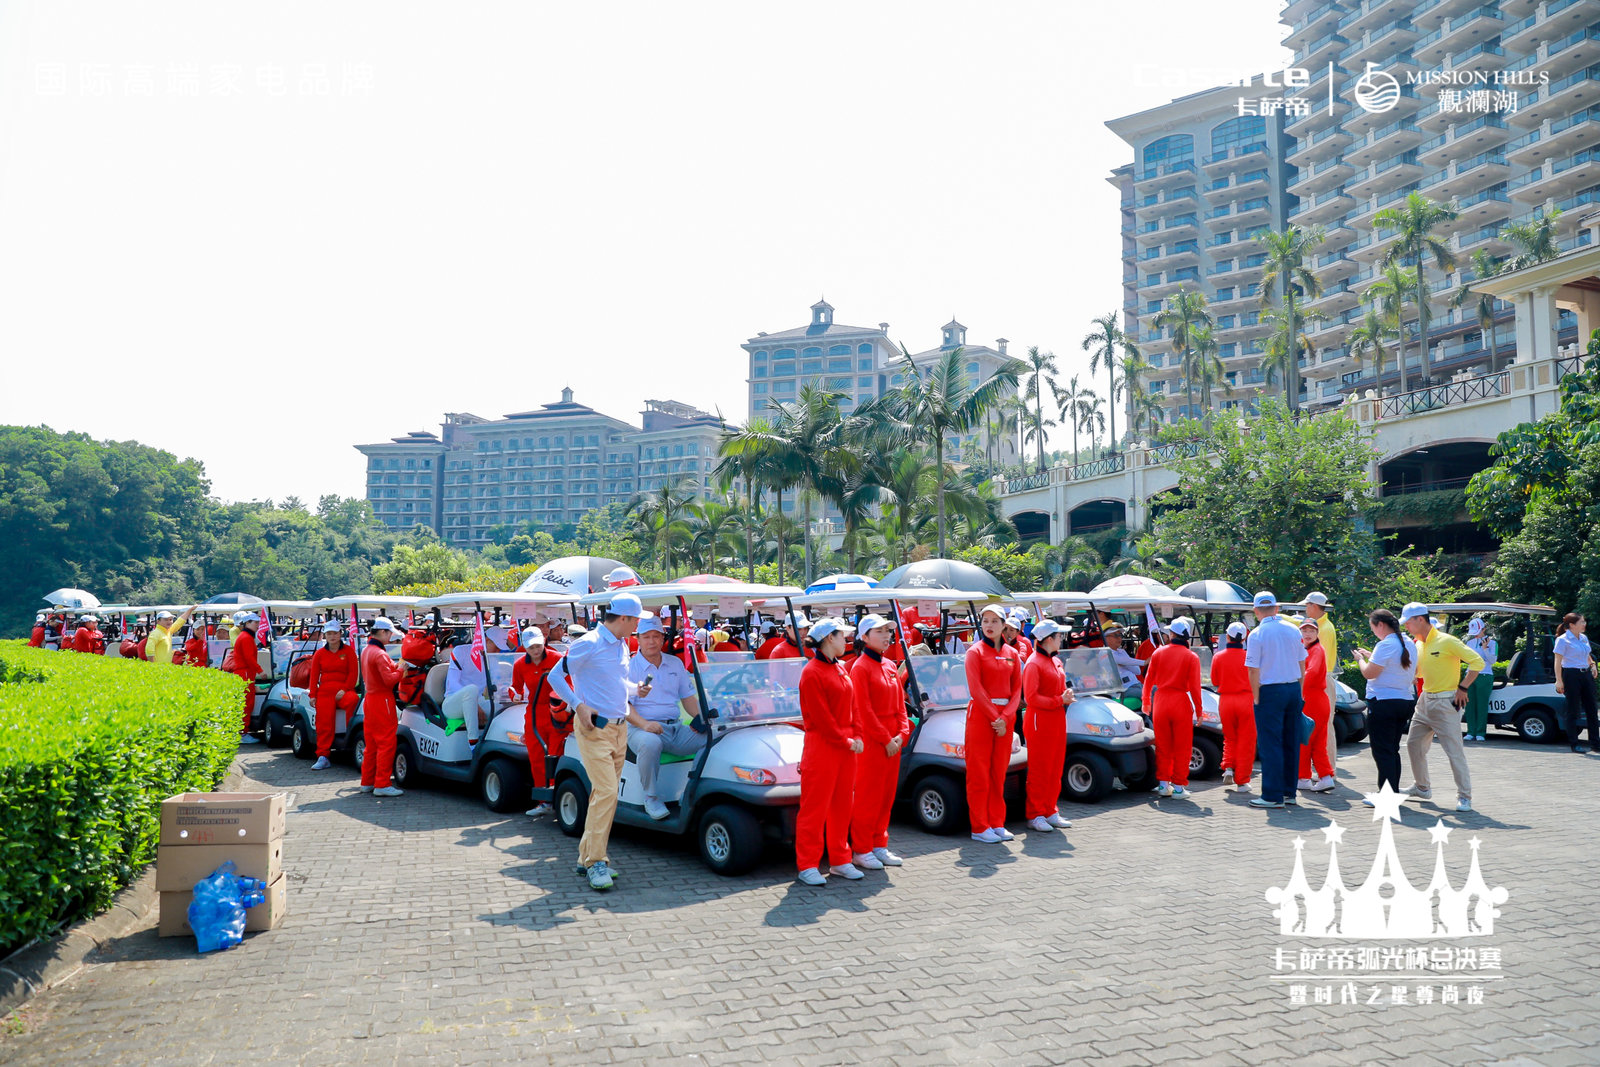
[1346,305,1399,395]
[1022,345,1059,472]
[1450,247,1504,371]
[372,540,473,592]
[1050,374,1092,468]
[1258,224,1325,412]
[1153,287,1215,423]
[1374,192,1458,387]
[1082,311,1138,453]
[1501,205,1564,271]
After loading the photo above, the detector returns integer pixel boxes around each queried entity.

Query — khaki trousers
[575,718,628,868]
[1407,691,1471,802]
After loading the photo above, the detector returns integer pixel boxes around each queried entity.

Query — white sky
[0,0,1291,504]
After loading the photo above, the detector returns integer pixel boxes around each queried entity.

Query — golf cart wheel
[479,757,530,814]
[290,720,315,760]
[1062,751,1114,803]
[351,729,366,770]
[1190,735,1222,780]
[1515,705,1558,744]
[1123,758,1159,792]
[391,744,415,788]
[265,711,289,748]
[911,773,966,835]
[554,777,588,837]
[697,804,762,876]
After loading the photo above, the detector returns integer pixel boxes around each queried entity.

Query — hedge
[0,642,243,955]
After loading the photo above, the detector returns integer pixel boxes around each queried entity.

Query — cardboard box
[156,840,282,892]
[160,792,286,846]
[159,872,286,938]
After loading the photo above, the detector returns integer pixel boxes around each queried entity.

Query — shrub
[0,643,242,954]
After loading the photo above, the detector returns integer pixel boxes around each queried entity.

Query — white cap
[787,612,812,630]
[1167,617,1193,638]
[1004,611,1026,628]
[80,613,98,622]
[636,614,665,636]
[370,616,397,633]
[322,619,342,634]
[604,565,640,585]
[1226,621,1248,640]
[1252,591,1277,608]
[155,610,176,621]
[521,626,546,646]
[607,592,644,618]
[1304,591,1331,607]
[232,610,257,625]
[1400,602,1430,622]
[808,617,855,642]
[856,613,895,634]
[979,603,1008,619]
[35,613,45,622]
[1466,618,1485,636]
[1031,619,1063,643]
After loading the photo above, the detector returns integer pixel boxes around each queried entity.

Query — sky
[0,0,1292,504]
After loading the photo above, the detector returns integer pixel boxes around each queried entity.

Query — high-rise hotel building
[1110,0,1599,425]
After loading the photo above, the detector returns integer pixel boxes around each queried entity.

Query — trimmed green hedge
[0,642,243,954]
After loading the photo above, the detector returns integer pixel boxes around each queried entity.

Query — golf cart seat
[418,663,450,732]
[625,709,703,766]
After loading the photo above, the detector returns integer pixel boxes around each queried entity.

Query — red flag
[471,611,486,672]
[348,609,359,648]
[678,601,695,671]
[257,607,273,646]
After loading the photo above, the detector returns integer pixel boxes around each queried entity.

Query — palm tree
[1130,390,1165,439]
[1153,287,1215,423]
[770,385,858,585]
[1120,353,1161,441]
[1501,206,1564,271]
[1110,537,1170,576]
[857,346,1022,558]
[1258,225,1326,413]
[684,495,740,573]
[1021,406,1054,471]
[1345,305,1398,395]
[1190,324,1230,419]
[1033,536,1104,590]
[869,449,939,567]
[1374,192,1457,387]
[627,478,695,577]
[1082,312,1139,453]
[1450,247,1504,371]
[1366,260,1420,392]
[1050,374,1090,467]
[714,416,777,581]
[1022,345,1059,472]
[1076,392,1106,456]
[1260,305,1323,404]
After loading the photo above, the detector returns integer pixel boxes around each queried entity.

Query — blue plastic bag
[188,861,266,953]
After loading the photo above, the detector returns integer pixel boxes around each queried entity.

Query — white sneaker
[1156,783,1173,797]
[1028,816,1054,832]
[359,785,375,793]
[525,803,552,817]
[1170,786,1191,800]
[373,786,404,797]
[1047,813,1072,828]
[872,847,903,867]
[1228,781,1254,794]
[991,826,1015,841]
[1221,768,1235,785]
[852,851,884,870]
[1406,786,1432,801]
[1297,778,1315,790]
[1313,776,1337,793]
[644,798,670,820]
[830,863,865,880]
[970,829,1003,843]
[797,867,827,886]
[1456,798,1473,813]
[238,735,261,745]
[312,756,331,770]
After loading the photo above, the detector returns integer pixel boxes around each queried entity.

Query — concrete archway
[1013,510,1051,546]
[1067,499,1127,535]
[1377,441,1494,496]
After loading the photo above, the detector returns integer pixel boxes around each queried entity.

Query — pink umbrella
[673,574,739,585]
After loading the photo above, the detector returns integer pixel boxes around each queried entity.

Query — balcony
[1451,183,1513,228]
[1142,267,1203,299]
[1286,124,1353,167]
[1293,185,1354,225]
[1144,240,1201,270]
[1511,63,1600,128]
[1414,5,1504,64]
[1510,148,1600,202]
[1343,87,1423,136]
[1337,0,1401,37]
[1505,0,1594,53]
[1345,118,1423,168]
[1313,251,1358,283]
[1416,114,1511,168]
[1133,186,1201,219]
[1288,0,1342,41]
[1347,151,1424,198]
[1204,167,1272,202]
[1209,285,1262,311]
[1524,24,1600,80]
[1135,160,1198,190]
[1445,39,1509,75]
[1510,106,1600,169]
[1201,142,1271,177]
[1418,149,1510,199]
[1297,30,1350,68]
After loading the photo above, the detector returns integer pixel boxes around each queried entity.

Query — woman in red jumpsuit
[360,617,405,796]
[849,615,911,870]
[28,615,45,647]
[1023,620,1074,832]
[307,620,360,768]
[795,618,863,886]
[965,604,1022,843]
[232,613,263,743]
[1142,616,1203,799]
[1297,617,1335,792]
[1212,621,1255,793]
[510,626,567,813]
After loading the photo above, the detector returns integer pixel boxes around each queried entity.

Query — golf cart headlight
[1081,722,1114,737]
[732,766,777,786]
[941,741,966,758]
[507,731,523,744]
[1199,709,1221,724]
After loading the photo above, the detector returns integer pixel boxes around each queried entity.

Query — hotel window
[802,347,822,358]
[859,357,873,370]
[857,343,872,354]
[857,376,872,388]
[802,359,822,375]
[1210,115,1266,158]
[753,364,767,377]
[828,358,850,372]
[828,345,851,355]
[773,361,795,376]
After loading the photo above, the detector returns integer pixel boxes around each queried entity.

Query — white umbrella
[514,555,629,596]
[43,588,101,611]
[1088,574,1179,600]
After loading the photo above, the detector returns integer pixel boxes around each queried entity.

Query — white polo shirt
[627,652,697,723]
[1244,614,1308,685]
[1554,630,1593,671]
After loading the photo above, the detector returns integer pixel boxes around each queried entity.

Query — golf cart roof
[413,591,584,613]
[1018,591,1211,611]
[1421,602,1558,616]
[793,587,1001,609]
[258,600,316,613]
[309,594,421,611]
[578,581,803,609]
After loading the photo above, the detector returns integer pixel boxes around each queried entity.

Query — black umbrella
[1176,580,1252,605]
[878,558,1010,598]
[199,592,266,607]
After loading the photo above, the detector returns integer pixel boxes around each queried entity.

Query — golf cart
[1419,602,1568,743]
[276,595,418,759]
[392,591,584,812]
[551,580,806,875]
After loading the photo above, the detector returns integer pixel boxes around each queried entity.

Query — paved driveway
[4,737,1598,1065]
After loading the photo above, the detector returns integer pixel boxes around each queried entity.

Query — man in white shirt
[627,615,706,820]
[1102,625,1145,686]
[1244,591,1308,811]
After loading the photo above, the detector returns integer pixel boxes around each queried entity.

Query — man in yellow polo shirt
[1400,602,1484,813]
[144,605,196,665]
[1304,592,1338,770]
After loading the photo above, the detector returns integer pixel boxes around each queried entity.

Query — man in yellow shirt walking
[1400,602,1484,813]
[144,606,197,666]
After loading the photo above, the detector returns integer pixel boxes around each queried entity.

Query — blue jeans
[1254,682,1305,803]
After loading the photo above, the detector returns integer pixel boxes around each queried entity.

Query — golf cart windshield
[697,659,805,728]
[1057,648,1124,696]
[912,654,971,712]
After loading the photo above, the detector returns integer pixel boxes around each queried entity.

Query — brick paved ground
[4,735,1598,1066]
